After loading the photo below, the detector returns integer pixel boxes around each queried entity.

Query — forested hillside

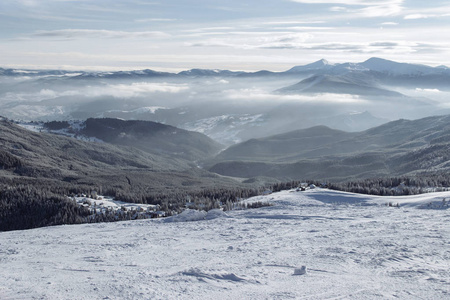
[0,119,264,231]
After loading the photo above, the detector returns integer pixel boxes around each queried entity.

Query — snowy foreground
[1,188,449,299]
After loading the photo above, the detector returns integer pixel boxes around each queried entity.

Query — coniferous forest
[3,172,450,231]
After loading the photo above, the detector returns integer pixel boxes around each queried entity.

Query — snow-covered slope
[360,57,444,75]
[1,188,448,299]
[285,59,333,73]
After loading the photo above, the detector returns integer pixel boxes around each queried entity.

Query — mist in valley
[1,63,447,146]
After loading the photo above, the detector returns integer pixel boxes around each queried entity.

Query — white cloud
[1,83,189,104]
[290,0,404,17]
[415,88,441,93]
[39,89,58,98]
[105,82,189,97]
[189,32,314,50]
[50,82,190,99]
[14,0,39,6]
[135,18,177,23]
[30,29,170,39]
[403,4,450,20]
[329,6,348,12]
[404,14,435,20]
[223,88,367,104]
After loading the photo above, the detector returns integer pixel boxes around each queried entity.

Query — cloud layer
[31,29,170,39]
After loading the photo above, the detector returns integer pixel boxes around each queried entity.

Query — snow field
[0,188,449,299]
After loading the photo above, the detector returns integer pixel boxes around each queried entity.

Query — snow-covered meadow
[1,188,449,299]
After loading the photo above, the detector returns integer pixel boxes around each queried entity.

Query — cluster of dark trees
[267,174,450,196]
[43,121,70,131]
[0,183,91,231]
[0,175,267,231]
[326,174,450,195]
[270,181,306,192]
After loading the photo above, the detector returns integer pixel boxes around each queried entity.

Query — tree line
[0,176,266,231]
[267,173,450,196]
[3,172,450,231]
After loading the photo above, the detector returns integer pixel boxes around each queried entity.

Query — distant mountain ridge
[1,57,449,79]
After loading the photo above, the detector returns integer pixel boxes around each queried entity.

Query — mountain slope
[80,118,223,161]
[285,59,333,73]
[213,126,354,162]
[0,119,241,193]
[360,57,444,75]
[284,57,450,90]
[208,114,450,180]
[44,118,223,161]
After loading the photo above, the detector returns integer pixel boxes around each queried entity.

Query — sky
[1,0,450,71]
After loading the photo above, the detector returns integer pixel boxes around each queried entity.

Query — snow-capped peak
[286,59,334,73]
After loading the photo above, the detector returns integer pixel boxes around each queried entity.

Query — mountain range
[1,57,448,146]
[1,57,448,79]
[207,114,450,181]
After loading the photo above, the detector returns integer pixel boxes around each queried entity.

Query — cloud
[415,88,441,93]
[189,32,314,49]
[369,42,399,47]
[14,0,39,6]
[1,83,189,103]
[182,27,237,33]
[2,88,78,103]
[403,4,450,20]
[30,29,170,39]
[290,0,404,17]
[135,18,177,23]
[403,13,450,20]
[104,82,189,97]
[264,21,326,25]
[66,82,189,98]
[404,14,433,20]
[223,88,367,104]
[329,6,348,12]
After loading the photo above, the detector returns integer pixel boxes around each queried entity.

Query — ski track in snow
[0,189,449,299]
